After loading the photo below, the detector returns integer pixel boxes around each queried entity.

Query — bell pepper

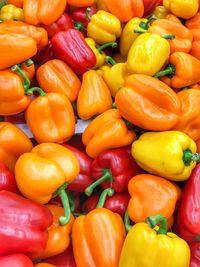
[0,32,37,70]
[77,70,112,120]
[38,205,74,259]
[0,4,24,21]
[67,0,94,7]
[115,74,181,131]
[20,59,35,81]
[71,4,96,29]
[95,0,108,11]
[63,145,93,193]
[127,33,170,76]
[119,214,190,267]
[0,161,19,193]
[15,143,80,225]
[85,146,143,195]
[33,41,54,65]
[0,254,33,267]
[177,163,200,243]
[103,0,144,22]
[82,109,136,158]
[23,0,67,26]
[131,130,200,181]
[36,60,81,102]
[51,28,96,74]
[72,188,126,267]
[127,174,180,223]
[173,89,200,141]
[152,5,169,19]
[143,0,163,16]
[87,10,122,44]
[155,52,200,89]
[163,0,199,19]
[0,122,33,171]
[190,242,200,267]
[7,0,23,7]
[0,190,53,258]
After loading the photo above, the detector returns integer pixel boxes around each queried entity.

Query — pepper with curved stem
[11,64,31,92]
[124,210,132,232]
[97,42,118,53]
[146,214,168,234]
[139,15,157,30]
[25,59,34,67]
[105,56,117,66]
[86,7,92,21]
[26,87,46,96]
[183,149,200,166]
[74,22,85,32]
[96,188,114,208]
[134,29,176,40]
[154,63,176,78]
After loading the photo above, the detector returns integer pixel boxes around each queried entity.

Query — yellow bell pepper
[87,10,122,44]
[131,131,199,181]
[127,33,170,76]
[0,4,24,21]
[163,0,199,19]
[152,5,169,19]
[85,38,117,69]
[119,214,190,267]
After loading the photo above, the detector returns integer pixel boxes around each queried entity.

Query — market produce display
[1,0,200,266]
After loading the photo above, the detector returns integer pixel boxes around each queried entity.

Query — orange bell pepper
[20,59,35,81]
[0,20,48,50]
[15,143,80,225]
[67,0,94,7]
[25,90,75,144]
[39,205,74,259]
[0,122,33,171]
[77,70,112,120]
[155,52,200,89]
[36,60,81,102]
[127,174,180,223]
[23,0,67,25]
[172,89,200,141]
[82,109,136,158]
[103,0,144,22]
[115,74,181,131]
[72,188,126,267]
[0,32,37,70]
[7,0,23,7]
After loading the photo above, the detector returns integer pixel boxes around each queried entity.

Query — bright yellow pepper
[131,131,199,181]
[87,10,122,45]
[0,4,24,21]
[119,214,190,267]
[127,33,170,76]
[163,0,199,19]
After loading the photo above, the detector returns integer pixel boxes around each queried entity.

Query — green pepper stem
[11,64,31,92]
[86,7,92,21]
[163,34,176,40]
[97,42,118,53]
[96,188,114,208]
[124,210,132,232]
[146,214,167,234]
[74,22,85,32]
[67,192,75,212]
[84,169,113,196]
[112,102,117,109]
[183,149,200,166]
[134,29,147,34]
[153,64,176,79]
[25,59,34,67]
[105,56,117,66]
[139,15,157,30]
[26,87,46,96]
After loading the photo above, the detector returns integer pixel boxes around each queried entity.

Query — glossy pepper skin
[37,60,81,102]
[77,70,112,120]
[177,164,200,243]
[190,242,200,267]
[23,0,67,25]
[127,174,180,223]
[67,0,94,7]
[143,0,162,15]
[127,33,170,76]
[0,254,33,267]
[119,215,190,267]
[87,10,122,44]
[103,0,144,22]
[0,191,53,258]
[0,4,24,21]
[82,109,136,158]
[25,92,75,144]
[0,162,19,193]
[132,131,198,181]
[51,29,96,74]
[39,205,74,259]
[0,122,33,171]
[115,74,181,131]
[71,5,97,30]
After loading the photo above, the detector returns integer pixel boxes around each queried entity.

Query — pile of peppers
[1,0,200,266]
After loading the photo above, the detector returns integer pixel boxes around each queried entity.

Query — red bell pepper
[0,162,19,193]
[82,192,130,217]
[142,0,163,15]
[84,146,143,196]
[51,28,96,74]
[190,242,200,267]
[177,163,200,243]
[0,254,33,267]
[0,191,53,258]
[70,4,96,29]
[66,134,86,152]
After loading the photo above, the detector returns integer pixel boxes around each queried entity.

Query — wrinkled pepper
[131,130,200,181]
[0,254,33,267]
[190,242,200,267]
[82,109,136,158]
[115,74,181,131]
[0,161,19,193]
[67,0,94,7]
[0,191,53,258]
[0,4,24,21]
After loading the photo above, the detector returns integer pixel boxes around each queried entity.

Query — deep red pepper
[142,0,162,16]
[0,162,19,193]
[51,28,96,74]
[32,41,54,65]
[190,242,200,267]
[66,134,86,152]
[177,163,200,243]
[3,113,26,124]
[0,254,33,267]
[70,4,96,29]
[0,191,53,258]
[85,146,143,196]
